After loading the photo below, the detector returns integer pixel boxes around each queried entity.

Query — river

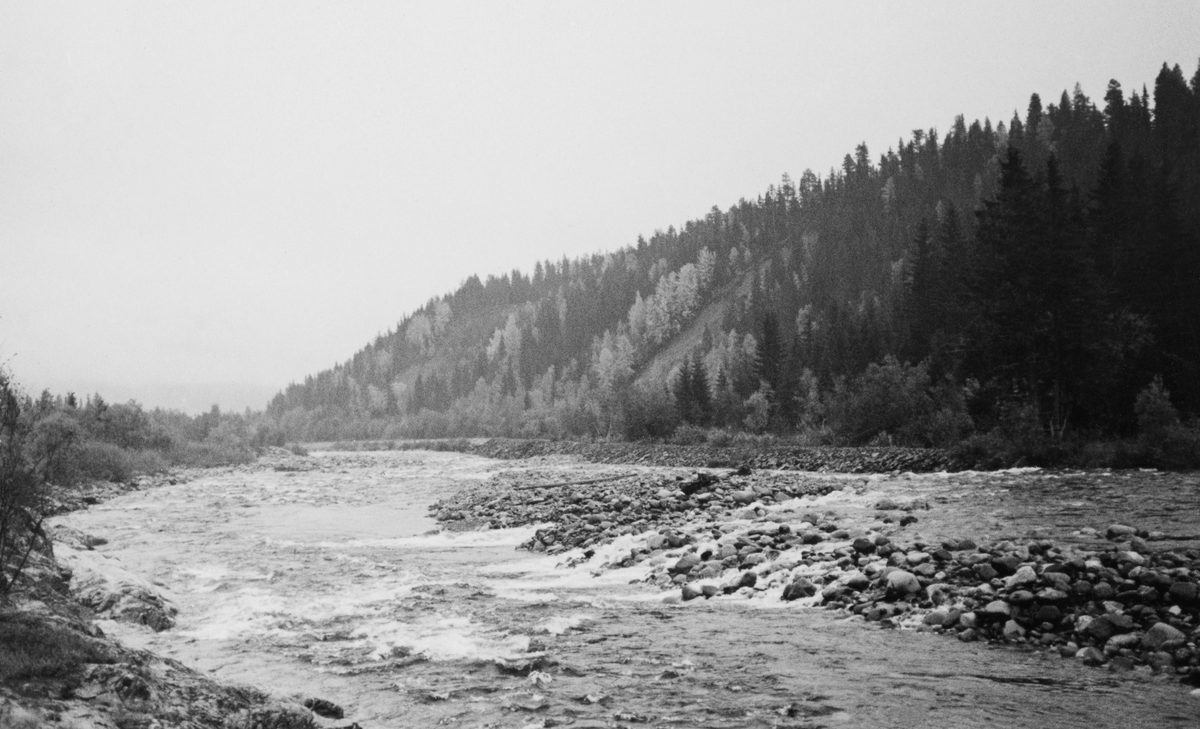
[54,450,1199,728]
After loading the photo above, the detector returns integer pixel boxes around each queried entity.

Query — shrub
[25,412,85,485]
[1133,379,1200,469]
[669,424,707,445]
[1135,377,1180,442]
[0,611,117,680]
[622,385,678,440]
[704,428,734,447]
[1,374,51,595]
[74,441,134,482]
[742,387,772,433]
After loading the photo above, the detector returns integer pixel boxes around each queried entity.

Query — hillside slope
[267,62,1200,446]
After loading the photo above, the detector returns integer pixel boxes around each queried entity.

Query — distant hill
[267,61,1200,446]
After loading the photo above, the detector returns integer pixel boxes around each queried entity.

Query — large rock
[1005,565,1037,588]
[1169,581,1199,605]
[1142,622,1186,650]
[1002,620,1026,641]
[1076,646,1106,666]
[884,570,922,599]
[59,545,177,631]
[1104,633,1143,655]
[1106,524,1138,540]
[782,576,817,601]
[672,552,701,574]
[981,600,1011,619]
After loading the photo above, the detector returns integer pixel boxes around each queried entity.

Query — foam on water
[310,523,549,550]
[355,616,531,662]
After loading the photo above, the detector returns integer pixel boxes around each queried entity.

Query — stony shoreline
[432,463,1200,686]
[369,436,955,473]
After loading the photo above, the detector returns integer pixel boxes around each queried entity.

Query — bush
[1135,377,1180,442]
[1133,378,1200,469]
[825,357,971,446]
[623,385,678,440]
[0,611,117,680]
[74,441,135,482]
[1,374,51,595]
[669,424,707,445]
[704,428,735,447]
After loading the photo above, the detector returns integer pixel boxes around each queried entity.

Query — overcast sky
[1,2,1197,413]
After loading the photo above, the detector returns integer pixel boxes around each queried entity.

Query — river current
[55,450,1199,728]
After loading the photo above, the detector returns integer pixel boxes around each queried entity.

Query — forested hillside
[267,62,1200,460]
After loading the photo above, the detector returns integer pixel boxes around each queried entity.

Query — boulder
[1077,646,1106,666]
[782,577,817,601]
[1169,581,1199,605]
[1106,524,1138,540]
[884,570,922,599]
[1142,622,1185,650]
[1104,633,1143,655]
[981,600,1011,619]
[672,553,701,574]
[1002,620,1026,641]
[1005,565,1037,588]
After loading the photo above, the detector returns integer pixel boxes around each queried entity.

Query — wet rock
[974,564,999,581]
[1104,633,1143,655]
[981,600,1011,619]
[1002,620,1026,640]
[724,571,757,594]
[852,537,876,555]
[1077,646,1106,666]
[884,570,921,599]
[1146,651,1175,672]
[304,698,345,719]
[681,584,703,601]
[1036,588,1069,603]
[1106,524,1138,541]
[991,555,1021,577]
[1006,565,1037,589]
[782,577,817,601]
[672,553,701,574]
[1143,622,1185,650]
[1169,581,1199,605]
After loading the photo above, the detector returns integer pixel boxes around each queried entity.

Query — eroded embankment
[433,464,1200,684]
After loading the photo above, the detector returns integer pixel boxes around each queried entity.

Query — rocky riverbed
[19,448,1200,727]
[433,464,1200,684]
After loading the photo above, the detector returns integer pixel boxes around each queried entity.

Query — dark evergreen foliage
[263,61,1200,446]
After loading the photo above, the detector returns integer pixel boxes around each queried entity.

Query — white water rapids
[54,450,1198,727]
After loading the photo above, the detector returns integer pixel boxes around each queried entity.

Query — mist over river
[53,451,1198,728]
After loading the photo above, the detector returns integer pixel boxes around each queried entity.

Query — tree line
[262,61,1200,465]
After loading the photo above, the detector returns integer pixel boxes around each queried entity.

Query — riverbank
[13,447,1200,727]
[1,449,333,729]
[327,436,954,472]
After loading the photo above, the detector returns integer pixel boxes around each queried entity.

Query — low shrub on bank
[0,612,116,681]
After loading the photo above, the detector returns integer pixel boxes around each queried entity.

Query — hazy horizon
[3,2,1198,413]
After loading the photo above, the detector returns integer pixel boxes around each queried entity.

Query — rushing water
[55,451,1199,728]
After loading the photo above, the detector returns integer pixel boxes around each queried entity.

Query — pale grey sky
[1,1,1197,412]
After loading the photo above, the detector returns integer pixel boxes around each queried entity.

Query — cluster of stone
[431,469,840,553]
[794,524,1198,681]
[417,437,952,473]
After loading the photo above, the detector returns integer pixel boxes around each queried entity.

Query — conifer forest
[264,62,1200,465]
